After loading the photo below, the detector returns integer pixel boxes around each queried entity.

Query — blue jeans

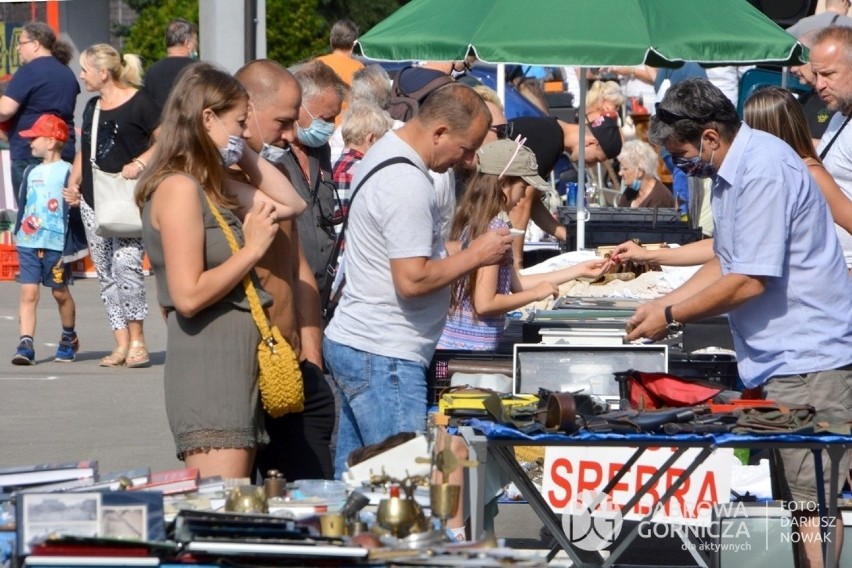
[323,336,428,479]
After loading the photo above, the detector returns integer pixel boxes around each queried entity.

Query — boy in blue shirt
[12,114,80,364]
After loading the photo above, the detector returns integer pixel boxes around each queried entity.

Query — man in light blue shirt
[628,78,852,568]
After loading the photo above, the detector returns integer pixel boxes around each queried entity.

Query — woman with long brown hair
[743,85,852,237]
[137,62,305,478]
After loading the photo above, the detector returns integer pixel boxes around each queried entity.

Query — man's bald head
[236,59,302,152]
[235,59,300,108]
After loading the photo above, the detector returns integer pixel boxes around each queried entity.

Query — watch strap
[664,305,675,325]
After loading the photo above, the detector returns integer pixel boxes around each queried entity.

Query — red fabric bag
[618,370,724,410]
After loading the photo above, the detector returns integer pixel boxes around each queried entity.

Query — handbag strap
[203,192,272,342]
[321,156,419,315]
[90,100,101,166]
[819,113,852,161]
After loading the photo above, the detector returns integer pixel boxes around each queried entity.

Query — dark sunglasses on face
[491,122,514,139]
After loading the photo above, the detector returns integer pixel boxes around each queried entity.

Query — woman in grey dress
[136,63,306,478]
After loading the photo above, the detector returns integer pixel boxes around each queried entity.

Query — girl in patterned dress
[438,138,609,351]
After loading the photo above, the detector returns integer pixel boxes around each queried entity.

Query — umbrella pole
[497,64,506,108]
[576,70,587,250]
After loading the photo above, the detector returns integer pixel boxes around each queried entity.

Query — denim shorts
[17,247,71,288]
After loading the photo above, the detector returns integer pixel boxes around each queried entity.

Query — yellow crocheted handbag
[205,195,304,417]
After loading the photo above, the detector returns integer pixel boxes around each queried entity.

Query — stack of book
[7,465,206,564]
[0,461,100,495]
[3,462,376,566]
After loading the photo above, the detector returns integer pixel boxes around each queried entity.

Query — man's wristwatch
[664,305,684,333]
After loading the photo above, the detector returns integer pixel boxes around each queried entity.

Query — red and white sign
[542,446,733,525]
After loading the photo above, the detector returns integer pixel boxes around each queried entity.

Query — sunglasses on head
[490,122,514,140]
[654,104,714,126]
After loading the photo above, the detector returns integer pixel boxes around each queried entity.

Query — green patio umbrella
[355,0,805,249]
[355,0,805,67]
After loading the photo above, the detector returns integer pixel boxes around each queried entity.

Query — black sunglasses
[490,122,514,140]
[654,104,714,126]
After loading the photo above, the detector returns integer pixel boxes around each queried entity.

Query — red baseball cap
[19,114,68,142]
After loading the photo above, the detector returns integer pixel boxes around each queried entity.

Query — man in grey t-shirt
[324,84,513,478]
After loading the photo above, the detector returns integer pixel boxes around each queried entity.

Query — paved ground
[0,276,182,474]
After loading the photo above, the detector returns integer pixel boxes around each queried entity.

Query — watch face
[667,322,684,333]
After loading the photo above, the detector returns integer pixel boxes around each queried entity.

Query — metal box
[512,343,668,397]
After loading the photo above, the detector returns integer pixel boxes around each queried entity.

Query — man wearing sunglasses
[629,78,852,568]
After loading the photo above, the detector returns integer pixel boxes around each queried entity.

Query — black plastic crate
[427,350,513,403]
[667,351,740,390]
[557,207,703,251]
[564,223,703,251]
[558,207,682,225]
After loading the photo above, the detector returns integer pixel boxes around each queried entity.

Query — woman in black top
[67,44,159,368]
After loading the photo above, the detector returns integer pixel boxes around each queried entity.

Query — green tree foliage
[317,0,407,34]
[123,0,198,69]
[119,0,406,70]
[266,0,329,66]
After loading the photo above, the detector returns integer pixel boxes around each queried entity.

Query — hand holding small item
[580,257,614,279]
[469,226,513,267]
[624,302,667,342]
[611,240,649,264]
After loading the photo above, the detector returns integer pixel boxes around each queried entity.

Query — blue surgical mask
[673,140,715,178]
[619,175,642,194]
[220,135,245,167]
[297,104,335,148]
[213,114,245,167]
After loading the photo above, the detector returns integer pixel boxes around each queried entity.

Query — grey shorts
[762,366,852,505]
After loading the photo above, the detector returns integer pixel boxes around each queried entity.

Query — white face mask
[259,143,289,164]
[213,113,245,167]
[252,110,289,164]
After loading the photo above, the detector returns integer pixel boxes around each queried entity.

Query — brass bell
[224,484,268,513]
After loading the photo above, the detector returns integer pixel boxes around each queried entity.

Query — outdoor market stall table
[458,420,852,568]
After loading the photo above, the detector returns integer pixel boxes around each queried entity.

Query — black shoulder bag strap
[819,113,852,161]
[321,156,418,318]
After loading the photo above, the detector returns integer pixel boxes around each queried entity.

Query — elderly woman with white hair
[617,139,676,209]
[332,102,395,218]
